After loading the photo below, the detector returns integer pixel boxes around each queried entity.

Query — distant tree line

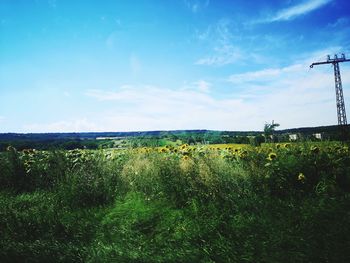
[0,125,349,151]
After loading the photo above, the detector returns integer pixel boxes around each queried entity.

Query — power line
[310,53,350,126]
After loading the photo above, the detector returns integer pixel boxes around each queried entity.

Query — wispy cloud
[327,17,350,28]
[129,54,141,74]
[184,0,210,13]
[181,80,212,93]
[262,0,332,23]
[195,44,243,66]
[193,80,211,93]
[194,18,280,67]
[195,19,244,66]
[228,64,303,84]
[106,31,117,49]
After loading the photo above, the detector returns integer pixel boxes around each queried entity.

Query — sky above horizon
[1,0,350,133]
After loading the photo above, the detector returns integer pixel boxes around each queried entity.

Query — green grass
[1,142,350,262]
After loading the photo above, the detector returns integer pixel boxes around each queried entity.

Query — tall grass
[0,143,350,262]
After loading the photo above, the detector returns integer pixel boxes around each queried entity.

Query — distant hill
[0,130,209,141]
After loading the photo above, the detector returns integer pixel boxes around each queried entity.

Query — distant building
[313,133,322,140]
[289,134,298,141]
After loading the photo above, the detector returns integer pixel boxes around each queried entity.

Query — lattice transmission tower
[310,54,350,125]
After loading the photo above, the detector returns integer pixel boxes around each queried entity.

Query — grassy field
[1,142,350,262]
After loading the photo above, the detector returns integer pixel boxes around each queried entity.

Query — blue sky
[1,0,350,132]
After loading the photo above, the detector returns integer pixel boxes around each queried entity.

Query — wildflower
[276,144,281,149]
[182,155,189,161]
[180,144,188,150]
[298,173,305,182]
[284,143,291,148]
[159,148,167,153]
[6,146,16,152]
[238,150,248,159]
[267,152,277,161]
[310,146,320,154]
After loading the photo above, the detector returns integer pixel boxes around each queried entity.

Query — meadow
[1,142,350,262]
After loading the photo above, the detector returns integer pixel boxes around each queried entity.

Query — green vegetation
[1,142,350,262]
[263,120,280,143]
[1,125,349,151]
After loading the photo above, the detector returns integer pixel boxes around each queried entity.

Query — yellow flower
[298,173,305,182]
[267,152,277,161]
[6,146,16,152]
[180,144,188,150]
[159,148,167,153]
[182,155,190,161]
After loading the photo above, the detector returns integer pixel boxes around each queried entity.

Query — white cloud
[193,80,211,93]
[85,84,258,131]
[265,0,332,22]
[24,119,100,133]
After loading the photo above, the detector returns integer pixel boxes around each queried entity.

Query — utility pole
[310,54,350,126]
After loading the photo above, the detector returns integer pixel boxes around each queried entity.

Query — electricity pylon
[310,54,350,125]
